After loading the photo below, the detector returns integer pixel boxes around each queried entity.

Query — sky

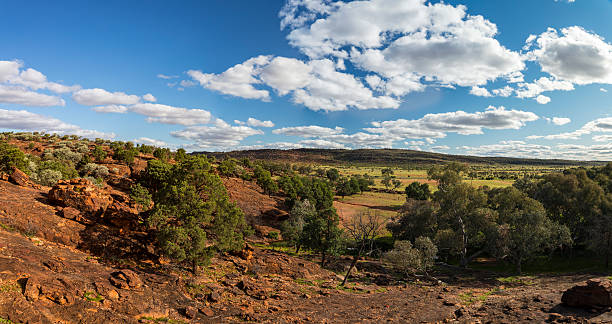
[0,0,611,160]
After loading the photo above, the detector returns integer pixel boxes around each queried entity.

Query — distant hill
[196,148,605,167]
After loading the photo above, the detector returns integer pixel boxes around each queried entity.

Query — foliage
[405,181,431,200]
[488,187,571,274]
[130,183,152,212]
[80,163,109,178]
[254,165,278,195]
[34,169,63,186]
[387,199,437,242]
[0,142,29,174]
[281,199,313,250]
[326,168,340,182]
[92,145,107,162]
[384,237,437,276]
[141,155,249,273]
[217,158,238,177]
[113,147,137,165]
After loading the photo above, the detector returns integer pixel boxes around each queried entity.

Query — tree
[142,155,249,274]
[217,158,238,177]
[489,187,572,274]
[381,168,394,177]
[92,145,107,162]
[586,194,612,269]
[384,237,437,277]
[301,207,343,266]
[326,168,340,183]
[0,142,29,174]
[405,182,431,200]
[254,165,278,195]
[381,175,393,189]
[392,179,402,190]
[342,210,384,285]
[387,199,437,242]
[280,199,315,252]
[429,163,493,267]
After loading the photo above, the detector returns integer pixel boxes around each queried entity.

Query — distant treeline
[198,148,604,167]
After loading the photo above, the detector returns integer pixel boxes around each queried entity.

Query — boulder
[104,200,140,231]
[9,167,30,186]
[562,279,612,308]
[109,269,143,290]
[9,167,39,189]
[60,207,81,221]
[49,178,113,216]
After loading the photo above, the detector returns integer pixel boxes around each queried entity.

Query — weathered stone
[562,279,612,308]
[208,291,221,303]
[184,306,198,319]
[49,179,113,216]
[199,307,214,316]
[109,269,143,290]
[9,167,31,187]
[60,207,81,220]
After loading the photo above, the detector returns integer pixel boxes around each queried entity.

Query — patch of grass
[0,223,14,232]
[138,316,187,324]
[459,288,500,305]
[0,317,14,324]
[294,278,316,286]
[0,281,20,294]
[497,276,536,286]
[83,291,104,302]
[185,282,212,297]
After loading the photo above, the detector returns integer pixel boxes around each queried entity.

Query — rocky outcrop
[562,279,612,308]
[49,179,141,230]
[49,178,113,216]
[109,269,143,290]
[9,167,39,189]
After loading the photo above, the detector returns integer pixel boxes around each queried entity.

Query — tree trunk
[192,260,198,275]
[295,244,301,254]
[321,251,326,267]
[342,247,363,286]
[606,233,610,270]
[458,215,468,268]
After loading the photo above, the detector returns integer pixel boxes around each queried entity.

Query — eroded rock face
[9,167,39,189]
[49,179,113,216]
[109,269,143,290]
[562,279,612,308]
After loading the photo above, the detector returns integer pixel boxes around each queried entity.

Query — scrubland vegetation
[1,131,611,322]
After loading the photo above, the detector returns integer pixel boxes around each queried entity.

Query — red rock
[109,269,143,290]
[184,306,198,319]
[9,167,38,188]
[562,279,612,308]
[199,307,214,316]
[49,178,113,216]
[60,207,81,220]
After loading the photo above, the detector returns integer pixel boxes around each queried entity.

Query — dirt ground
[1,178,610,323]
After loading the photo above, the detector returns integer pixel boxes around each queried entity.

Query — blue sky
[0,0,611,160]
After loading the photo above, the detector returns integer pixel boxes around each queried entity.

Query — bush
[405,182,431,200]
[35,169,63,186]
[52,147,83,164]
[92,145,107,162]
[130,183,152,211]
[384,237,437,276]
[81,163,109,178]
[0,142,29,174]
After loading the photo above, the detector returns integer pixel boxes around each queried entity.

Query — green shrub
[34,169,63,186]
[0,142,29,174]
[81,163,109,178]
[52,147,83,164]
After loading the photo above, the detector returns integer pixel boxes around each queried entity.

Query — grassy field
[322,165,515,191]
